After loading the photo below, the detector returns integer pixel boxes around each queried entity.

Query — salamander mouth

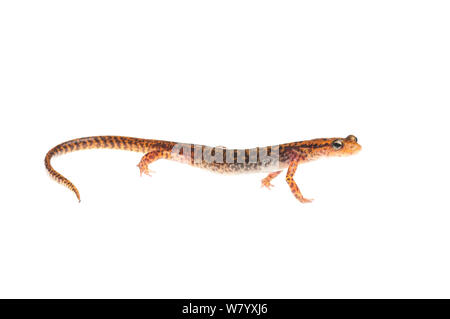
[337,144,361,156]
[349,144,362,154]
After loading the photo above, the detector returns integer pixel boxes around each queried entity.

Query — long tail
[45,136,165,202]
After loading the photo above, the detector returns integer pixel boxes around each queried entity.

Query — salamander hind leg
[286,161,313,203]
[261,170,282,190]
[137,151,165,176]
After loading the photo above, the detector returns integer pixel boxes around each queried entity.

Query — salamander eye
[346,135,358,142]
[332,140,343,150]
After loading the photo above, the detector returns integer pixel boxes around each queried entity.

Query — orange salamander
[45,135,361,203]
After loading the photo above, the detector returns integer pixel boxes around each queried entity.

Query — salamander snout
[344,134,362,154]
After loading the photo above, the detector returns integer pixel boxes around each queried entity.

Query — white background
[0,1,449,298]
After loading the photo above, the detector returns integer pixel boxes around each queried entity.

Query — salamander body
[45,135,361,203]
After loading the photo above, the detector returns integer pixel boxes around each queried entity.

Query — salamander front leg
[286,161,313,203]
[261,170,282,190]
[137,151,164,176]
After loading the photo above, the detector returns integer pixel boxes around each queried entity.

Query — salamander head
[326,134,361,157]
[297,134,362,160]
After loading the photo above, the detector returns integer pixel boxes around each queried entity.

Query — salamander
[45,135,361,203]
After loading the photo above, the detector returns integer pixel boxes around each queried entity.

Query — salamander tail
[44,136,159,202]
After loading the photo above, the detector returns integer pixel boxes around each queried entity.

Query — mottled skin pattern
[45,135,361,203]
